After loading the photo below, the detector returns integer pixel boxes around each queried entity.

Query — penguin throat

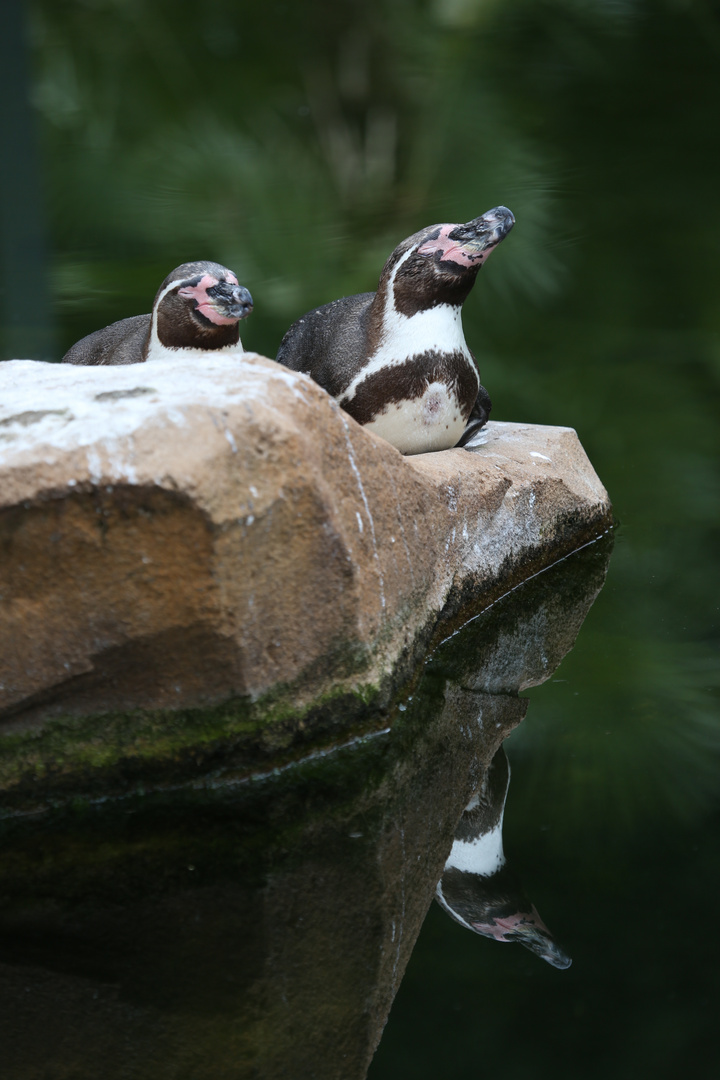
[375,245,472,363]
[153,311,240,352]
[146,298,243,361]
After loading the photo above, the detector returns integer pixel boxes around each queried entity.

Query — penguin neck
[367,246,472,362]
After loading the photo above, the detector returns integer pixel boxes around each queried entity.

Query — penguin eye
[178,277,220,302]
[178,275,204,290]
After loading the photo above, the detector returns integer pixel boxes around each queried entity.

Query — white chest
[144,339,245,364]
[444,821,506,877]
[341,302,474,404]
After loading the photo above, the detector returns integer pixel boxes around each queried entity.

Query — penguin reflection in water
[276,206,514,454]
[436,745,572,969]
[63,261,253,366]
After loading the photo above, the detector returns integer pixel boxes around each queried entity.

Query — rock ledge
[0,355,612,797]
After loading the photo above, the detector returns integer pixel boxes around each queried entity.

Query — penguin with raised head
[62,261,253,366]
[276,206,514,454]
[435,745,572,969]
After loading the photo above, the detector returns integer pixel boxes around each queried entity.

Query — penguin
[276,206,514,454]
[435,745,572,969]
[62,261,253,365]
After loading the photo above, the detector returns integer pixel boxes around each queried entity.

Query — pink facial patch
[471,906,551,943]
[417,224,489,267]
[178,274,239,325]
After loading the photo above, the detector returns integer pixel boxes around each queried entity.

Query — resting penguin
[62,261,253,365]
[435,745,572,969]
[276,206,514,454]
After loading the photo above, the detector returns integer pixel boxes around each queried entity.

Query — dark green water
[1,0,719,1077]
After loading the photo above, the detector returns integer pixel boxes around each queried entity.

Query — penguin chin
[434,251,485,273]
[193,303,241,327]
[457,237,494,256]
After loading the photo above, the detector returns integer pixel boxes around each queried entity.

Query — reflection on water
[436,745,572,970]
[0,538,610,1079]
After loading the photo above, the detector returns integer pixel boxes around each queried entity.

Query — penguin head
[380,206,515,317]
[438,864,572,970]
[469,900,573,970]
[152,261,253,351]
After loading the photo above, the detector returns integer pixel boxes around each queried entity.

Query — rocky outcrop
[0,354,612,800]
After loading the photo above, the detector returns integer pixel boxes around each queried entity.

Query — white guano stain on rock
[340,414,386,612]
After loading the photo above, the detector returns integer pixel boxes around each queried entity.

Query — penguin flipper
[62,314,151,366]
[456,382,492,448]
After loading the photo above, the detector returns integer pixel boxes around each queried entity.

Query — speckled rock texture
[0,354,611,789]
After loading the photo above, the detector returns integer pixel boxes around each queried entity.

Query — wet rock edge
[0,525,614,818]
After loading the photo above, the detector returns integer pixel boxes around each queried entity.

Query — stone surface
[0,354,612,790]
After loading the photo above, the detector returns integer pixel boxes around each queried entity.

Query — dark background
[2,0,719,1075]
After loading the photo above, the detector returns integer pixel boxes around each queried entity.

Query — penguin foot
[457,418,487,449]
[456,384,492,449]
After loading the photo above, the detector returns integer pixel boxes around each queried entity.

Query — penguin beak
[206,282,254,321]
[506,921,573,970]
[448,205,515,254]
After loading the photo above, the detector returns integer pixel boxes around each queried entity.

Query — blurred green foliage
[26,0,563,349]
